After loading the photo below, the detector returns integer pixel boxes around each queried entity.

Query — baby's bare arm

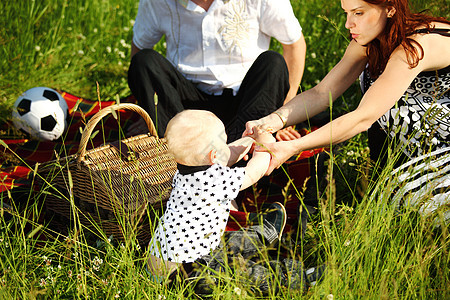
[236,128,275,190]
[227,136,255,166]
[240,150,271,190]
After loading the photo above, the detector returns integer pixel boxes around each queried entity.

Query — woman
[245,0,450,175]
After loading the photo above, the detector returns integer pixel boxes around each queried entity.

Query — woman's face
[341,0,391,45]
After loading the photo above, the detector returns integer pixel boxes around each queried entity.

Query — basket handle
[77,103,158,163]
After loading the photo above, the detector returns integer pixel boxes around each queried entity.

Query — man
[128,0,306,142]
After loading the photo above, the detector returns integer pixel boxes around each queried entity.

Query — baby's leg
[147,254,180,282]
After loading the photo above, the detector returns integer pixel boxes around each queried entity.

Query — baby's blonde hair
[165,110,227,166]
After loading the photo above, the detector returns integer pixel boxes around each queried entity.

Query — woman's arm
[289,33,444,151]
[244,40,368,136]
[260,35,444,174]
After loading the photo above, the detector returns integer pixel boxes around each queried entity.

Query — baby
[147,109,275,282]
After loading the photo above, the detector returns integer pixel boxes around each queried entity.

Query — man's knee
[130,49,163,71]
[255,51,287,73]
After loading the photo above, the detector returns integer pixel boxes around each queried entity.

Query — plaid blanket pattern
[0,91,324,234]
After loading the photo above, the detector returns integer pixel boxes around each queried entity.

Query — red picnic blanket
[0,91,325,234]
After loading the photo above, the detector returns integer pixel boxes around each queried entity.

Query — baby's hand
[251,126,276,144]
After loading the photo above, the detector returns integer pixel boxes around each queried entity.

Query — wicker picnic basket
[37,103,177,244]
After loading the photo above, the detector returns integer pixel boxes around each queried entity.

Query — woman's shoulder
[399,23,450,71]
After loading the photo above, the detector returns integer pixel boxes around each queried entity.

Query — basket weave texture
[37,104,176,243]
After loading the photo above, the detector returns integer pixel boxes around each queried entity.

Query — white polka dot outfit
[149,163,245,263]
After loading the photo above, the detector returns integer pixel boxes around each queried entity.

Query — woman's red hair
[363,0,450,78]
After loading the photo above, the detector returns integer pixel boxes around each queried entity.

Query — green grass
[1,0,449,298]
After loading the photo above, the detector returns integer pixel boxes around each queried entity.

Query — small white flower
[311,52,316,59]
[77,50,84,56]
[43,256,51,266]
[344,240,351,247]
[35,46,41,52]
[39,278,47,287]
[46,275,54,284]
[77,33,86,40]
[123,26,130,32]
[233,287,241,295]
[106,46,112,53]
[327,294,334,300]
[93,28,98,33]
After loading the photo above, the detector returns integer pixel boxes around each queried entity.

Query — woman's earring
[387,8,396,18]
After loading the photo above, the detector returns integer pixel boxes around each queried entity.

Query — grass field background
[0,0,449,298]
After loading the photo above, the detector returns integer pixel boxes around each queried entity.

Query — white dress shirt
[133,0,302,95]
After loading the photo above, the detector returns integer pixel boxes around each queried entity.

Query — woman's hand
[243,113,284,137]
[243,119,271,137]
[255,140,298,175]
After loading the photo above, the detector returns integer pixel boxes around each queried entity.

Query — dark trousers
[181,223,307,295]
[128,49,289,142]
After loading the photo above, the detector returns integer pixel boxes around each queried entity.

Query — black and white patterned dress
[362,64,450,159]
[361,28,450,222]
[149,163,245,263]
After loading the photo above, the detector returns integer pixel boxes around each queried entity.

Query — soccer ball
[12,87,68,141]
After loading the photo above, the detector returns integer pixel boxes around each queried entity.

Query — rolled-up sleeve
[260,0,302,45]
[132,0,164,50]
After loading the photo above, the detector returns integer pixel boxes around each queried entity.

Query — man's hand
[275,126,302,141]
